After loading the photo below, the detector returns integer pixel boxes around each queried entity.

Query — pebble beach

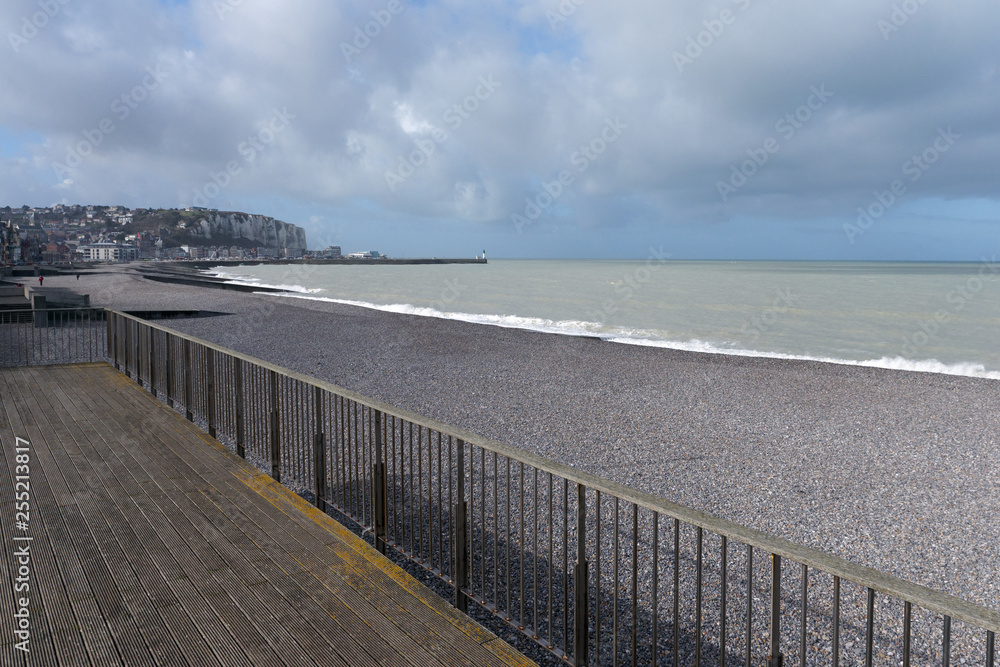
[58,265,1000,661]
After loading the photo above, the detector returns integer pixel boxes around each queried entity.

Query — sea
[206,260,1000,380]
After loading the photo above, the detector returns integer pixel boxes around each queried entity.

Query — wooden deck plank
[0,363,535,667]
[73,368,418,667]
[1,367,119,666]
[21,366,188,667]
[96,365,524,667]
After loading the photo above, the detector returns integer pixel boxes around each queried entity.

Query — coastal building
[320,245,342,258]
[82,242,139,262]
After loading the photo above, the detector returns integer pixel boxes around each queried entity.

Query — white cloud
[0,0,997,256]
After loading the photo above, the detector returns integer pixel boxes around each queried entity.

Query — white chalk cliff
[191,212,307,249]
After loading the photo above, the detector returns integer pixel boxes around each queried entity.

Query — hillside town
[0,204,328,265]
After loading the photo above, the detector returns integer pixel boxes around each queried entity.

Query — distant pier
[188,257,488,268]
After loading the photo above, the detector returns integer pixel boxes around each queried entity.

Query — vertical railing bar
[596,490,602,662]
[234,358,245,458]
[505,456,512,621]
[166,332,174,408]
[412,422,418,557]
[865,587,875,667]
[338,396,346,511]
[419,427,425,562]
[469,443,475,599]
[632,504,639,667]
[148,325,156,397]
[549,473,555,648]
[313,385,326,512]
[769,554,782,667]
[390,415,398,545]
[696,526,703,667]
[745,546,753,667]
[374,409,387,555]
[799,565,807,667]
[494,451,499,612]
[449,436,454,580]
[674,519,680,667]
[986,631,995,667]
[438,432,444,576]
[832,576,840,667]
[183,338,192,422]
[562,477,569,657]
[533,467,539,638]
[206,347,216,439]
[455,438,468,612]
[613,497,619,667]
[721,535,728,666]
[651,513,658,667]
[942,616,951,667]
[903,600,911,667]
[481,447,487,606]
[519,461,525,628]
[574,483,588,667]
[269,369,280,482]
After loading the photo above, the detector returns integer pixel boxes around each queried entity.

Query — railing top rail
[107,308,1000,633]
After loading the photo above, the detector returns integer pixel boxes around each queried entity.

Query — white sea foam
[248,291,1000,381]
[204,269,324,294]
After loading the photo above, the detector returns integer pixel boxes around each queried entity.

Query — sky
[1,0,999,260]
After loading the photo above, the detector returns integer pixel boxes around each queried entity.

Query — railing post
[165,333,174,408]
[313,386,326,512]
[768,554,783,667]
[183,339,193,422]
[234,359,245,458]
[269,370,280,481]
[206,347,216,439]
[454,438,469,613]
[148,325,157,398]
[123,318,131,379]
[574,483,589,667]
[134,319,142,386]
[107,311,115,366]
[373,410,387,555]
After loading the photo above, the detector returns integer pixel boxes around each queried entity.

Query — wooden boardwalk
[0,363,535,667]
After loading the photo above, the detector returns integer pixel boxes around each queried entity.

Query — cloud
[0,0,998,257]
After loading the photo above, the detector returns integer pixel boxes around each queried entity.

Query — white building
[83,242,139,262]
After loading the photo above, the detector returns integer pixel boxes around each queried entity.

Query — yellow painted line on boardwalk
[97,361,533,666]
[234,468,536,666]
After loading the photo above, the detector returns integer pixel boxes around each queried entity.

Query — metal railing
[0,307,106,367]
[98,309,1000,665]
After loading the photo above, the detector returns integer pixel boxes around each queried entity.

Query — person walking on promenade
[38,275,43,286]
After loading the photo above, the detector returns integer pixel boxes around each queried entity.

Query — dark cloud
[0,0,998,257]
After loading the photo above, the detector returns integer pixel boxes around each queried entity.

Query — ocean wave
[203,269,324,294]
[254,292,1000,381]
